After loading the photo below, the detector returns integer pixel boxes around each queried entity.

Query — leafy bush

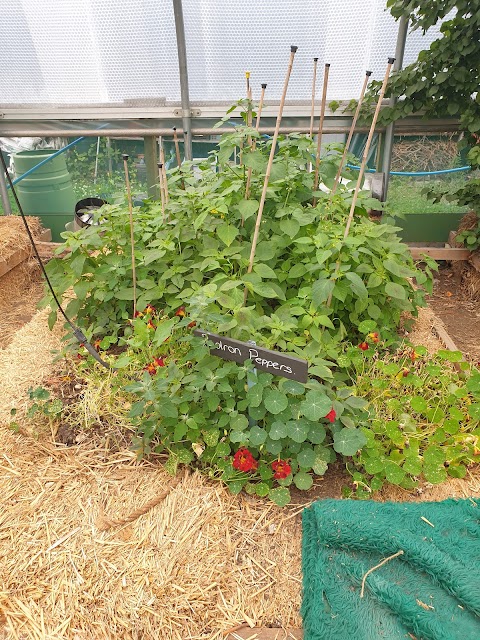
[344,345,480,497]
[43,120,434,503]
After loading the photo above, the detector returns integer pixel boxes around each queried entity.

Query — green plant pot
[394,211,466,243]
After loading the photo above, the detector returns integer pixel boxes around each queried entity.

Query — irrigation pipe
[346,164,472,176]
[326,57,395,308]
[331,70,372,196]
[313,63,331,200]
[122,154,137,318]
[244,46,298,306]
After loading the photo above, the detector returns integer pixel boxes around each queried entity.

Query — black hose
[0,149,111,369]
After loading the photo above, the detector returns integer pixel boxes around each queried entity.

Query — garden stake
[244,71,254,202]
[313,63,331,201]
[122,154,137,317]
[256,83,267,131]
[331,70,372,197]
[326,58,395,308]
[244,46,298,305]
[157,162,166,222]
[309,58,318,138]
[159,142,169,204]
[93,136,101,185]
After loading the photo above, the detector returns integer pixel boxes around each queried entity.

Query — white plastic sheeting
[1,0,447,106]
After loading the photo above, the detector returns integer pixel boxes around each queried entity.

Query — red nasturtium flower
[410,350,418,362]
[175,306,186,317]
[402,367,410,377]
[134,310,143,318]
[271,459,292,480]
[147,320,156,330]
[368,332,380,344]
[145,362,157,375]
[325,408,336,423]
[93,339,102,352]
[187,321,197,328]
[144,304,156,315]
[154,357,166,367]
[233,448,257,472]
[358,342,369,351]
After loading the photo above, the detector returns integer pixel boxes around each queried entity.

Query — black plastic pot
[74,197,108,229]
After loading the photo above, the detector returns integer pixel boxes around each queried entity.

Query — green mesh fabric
[301,499,480,640]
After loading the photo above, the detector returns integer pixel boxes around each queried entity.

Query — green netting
[302,498,480,640]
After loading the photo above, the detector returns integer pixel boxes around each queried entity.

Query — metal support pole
[172,0,193,161]
[144,136,159,199]
[382,15,409,196]
[0,160,12,214]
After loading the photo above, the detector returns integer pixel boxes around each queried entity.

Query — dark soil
[428,264,480,363]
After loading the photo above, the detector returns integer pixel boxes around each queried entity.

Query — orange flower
[134,310,143,318]
[154,357,166,367]
[402,367,410,377]
[358,342,369,351]
[187,321,197,328]
[145,362,157,375]
[144,304,156,315]
[147,320,156,330]
[175,306,186,317]
[271,459,292,480]
[94,339,102,352]
[368,332,379,343]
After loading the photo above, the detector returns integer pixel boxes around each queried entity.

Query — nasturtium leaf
[425,407,445,423]
[230,414,249,431]
[466,374,480,397]
[228,481,245,495]
[269,421,288,440]
[282,379,305,395]
[385,282,406,300]
[293,471,313,490]
[215,441,231,457]
[269,487,291,506]
[423,465,447,484]
[308,424,326,444]
[410,396,427,413]
[468,404,480,421]
[403,457,423,476]
[287,419,310,443]
[203,428,220,447]
[255,483,270,497]
[217,224,238,247]
[266,438,283,455]
[229,431,246,444]
[297,447,316,469]
[384,461,405,485]
[312,279,334,307]
[301,391,332,421]
[249,426,268,447]
[447,464,467,479]
[364,457,385,475]
[437,350,464,363]
[312,457,328,476]
[443,418,460,435]
[333,428,367,456]
[246,384,263,408]
[423,445,446,466]
[264,389,289,415]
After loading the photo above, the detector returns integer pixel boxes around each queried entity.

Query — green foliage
[26,386,63,420]
[344,345,480,498]
[43,115,433,504]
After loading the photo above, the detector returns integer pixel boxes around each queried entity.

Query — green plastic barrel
[14,150,76,241]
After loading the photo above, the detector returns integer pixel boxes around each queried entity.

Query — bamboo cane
[244,46,298,305]
[326,58,395,308]
[122,154,137,317]
[313,63,331,200]
[244,71,254,201]
[256,83,267,131]
[244,83,267,208]
[309,58,319,138]
[159,142,169,203]
[330,70,372,197]
[157,162,166,223]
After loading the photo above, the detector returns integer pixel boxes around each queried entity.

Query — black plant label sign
[193,329,308,382]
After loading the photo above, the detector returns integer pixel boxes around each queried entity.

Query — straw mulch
[0,216,43,261]
[0,307,479,639]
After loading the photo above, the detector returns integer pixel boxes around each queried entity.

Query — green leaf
[410,396,427,413]
[250,281,281,299]
[238,199,259,220]
[116,287,136,300]
[301,391,332,421]
[231,414,249,431]
[311,279,334,307]
[264,389,289,415]
[293,471,313,490]
[255,482,270,497]
[269,421,288,440]
[437,350,464,363]
[468,404,480,421]
[249,426,268,446]
[246,384,263,408]
[153,318,177,346]
[316,315,335,329]
[253,263,278,279]
[312,456,328,475]
[423,465,447,484]
[358,319,377,333]
[385,282,406,300]
[345,272,368,299]
[287,419,310,443]
[333,428,367,456]
[269,487,291,507]
[279,218,300,238]
[297,447,317,469]
[217,224,238,247]
[384,461,405,485]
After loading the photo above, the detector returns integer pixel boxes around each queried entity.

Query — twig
[360,549,404,597]
[313,63,331,200]
[122,154,137,317]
